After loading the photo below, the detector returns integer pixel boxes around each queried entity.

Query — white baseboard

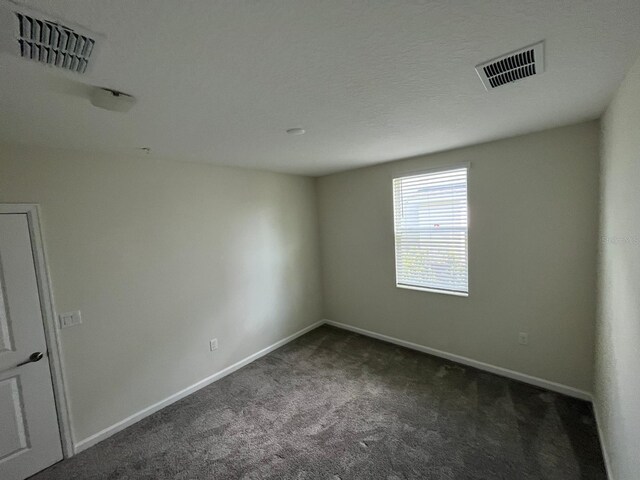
[74,318,595,455]
[73,320,324,453]
[323,319,592,402]
[592,401,614,480]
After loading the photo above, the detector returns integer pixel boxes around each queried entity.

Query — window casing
[392,166,468,296]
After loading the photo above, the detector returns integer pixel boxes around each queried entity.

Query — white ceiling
[1,0,639,176]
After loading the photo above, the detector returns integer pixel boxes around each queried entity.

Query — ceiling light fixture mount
[286,128,306,135]
[90,87,136,112]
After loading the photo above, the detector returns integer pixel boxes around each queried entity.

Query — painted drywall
[317,121,600,393]
[595,55,640,480]
[0,146,323,443]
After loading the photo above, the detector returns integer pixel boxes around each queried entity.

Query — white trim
[397,284,468,297]
[54,313,598,454]
[74,320,324,453]
[391,162,471,180]
[0,204,75,457]
[392,166,470,297]
[323,319,592,401]
[592,401,614,480]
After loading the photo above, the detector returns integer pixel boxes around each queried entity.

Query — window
[393,166,468,296]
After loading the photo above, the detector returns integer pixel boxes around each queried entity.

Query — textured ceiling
[1,0,639,176]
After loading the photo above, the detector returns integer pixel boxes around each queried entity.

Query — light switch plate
[58,311,82,329]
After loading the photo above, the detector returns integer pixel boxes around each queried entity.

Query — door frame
[0,203,74,458]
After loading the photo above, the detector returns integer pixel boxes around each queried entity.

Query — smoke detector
[0,0,102,74]
[475,41,545,90]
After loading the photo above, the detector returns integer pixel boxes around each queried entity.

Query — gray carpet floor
[31,325,607,479]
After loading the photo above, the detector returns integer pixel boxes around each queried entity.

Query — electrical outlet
[209,338,218,351]
[518,332,529,346]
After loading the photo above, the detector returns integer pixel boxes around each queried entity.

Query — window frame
[391,163,470,297]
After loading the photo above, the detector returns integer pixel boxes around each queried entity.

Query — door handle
[16,352,44,367]
[0,351,45,374]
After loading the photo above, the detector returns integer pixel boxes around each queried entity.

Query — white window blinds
[393,167,468,295]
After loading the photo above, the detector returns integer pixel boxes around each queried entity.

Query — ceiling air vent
[15,13,95,73]
[475,41,544,90]
[0,1,101,74]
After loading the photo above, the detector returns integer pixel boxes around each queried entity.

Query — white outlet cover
[209,338,218,351]
[58,310,82,329]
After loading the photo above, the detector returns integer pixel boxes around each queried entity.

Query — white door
[0,214,63,480]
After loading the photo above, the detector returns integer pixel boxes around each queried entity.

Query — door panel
[0,376,29,460]
[0,214,63,480]
[0,282,13,352]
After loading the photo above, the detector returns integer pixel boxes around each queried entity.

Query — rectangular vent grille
[15,13,95,73]
[476,41,544,90]
[483,50,535,88]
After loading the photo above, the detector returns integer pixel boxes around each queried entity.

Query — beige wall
[0,120,608,453]
[317,121,600,393]
[595,55,640,480]
[0,146,323,443]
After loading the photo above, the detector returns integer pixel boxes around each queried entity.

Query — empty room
[1,1,639,479]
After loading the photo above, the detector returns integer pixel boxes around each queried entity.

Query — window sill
[396,284,468,297]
